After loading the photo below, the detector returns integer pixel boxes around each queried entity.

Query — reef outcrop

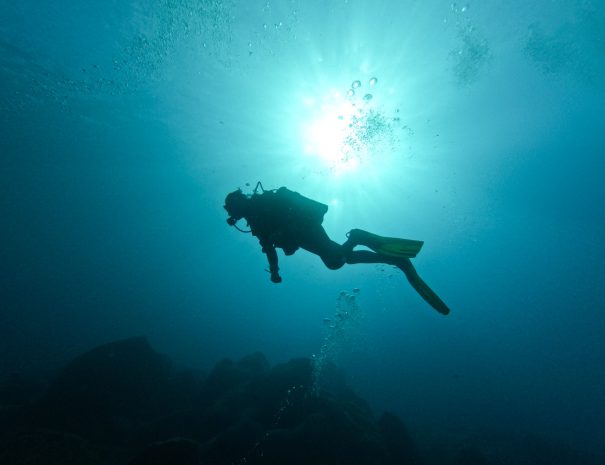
[0,337,422,465]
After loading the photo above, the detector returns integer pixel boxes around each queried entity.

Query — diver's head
[224,189,248,225]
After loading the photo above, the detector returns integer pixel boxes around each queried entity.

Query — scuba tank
[275,187,328,225]
[253,182,328,225]
[226,182,328,240]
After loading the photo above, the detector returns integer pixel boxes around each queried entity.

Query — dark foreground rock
[0,429,101,465]
[0,337,422,465]
[128,438,202,465]
[33,336,176,444]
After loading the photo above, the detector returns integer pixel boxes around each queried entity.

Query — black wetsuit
[231,186,450,314]
[244,188,345,271]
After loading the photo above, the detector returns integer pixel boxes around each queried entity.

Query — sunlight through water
[299,76,401,178]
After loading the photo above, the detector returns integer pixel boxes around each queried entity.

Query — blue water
[1,0,604,460]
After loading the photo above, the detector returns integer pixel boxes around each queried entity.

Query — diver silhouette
[224,183,450,315]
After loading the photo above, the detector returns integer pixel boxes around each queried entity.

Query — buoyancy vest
[247,187,328,254]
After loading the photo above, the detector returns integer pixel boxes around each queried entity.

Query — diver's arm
[260,239,281,283]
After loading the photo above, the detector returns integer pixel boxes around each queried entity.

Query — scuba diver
[224,183,450,315]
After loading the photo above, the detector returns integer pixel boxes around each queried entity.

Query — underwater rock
[0,375,43,443]
[36,336,174,441]
[144,354,395,464]
[0,429,101,465]
[453,446,490,465]
[202,351,270,401]
[0,405,29,445]
[128,438,202,465]
[0,372,46,407]
[1,337,428,464]
[238,351,271,376]
[228,358,387,465]
[377,412,423,465]
[197,416,265,464]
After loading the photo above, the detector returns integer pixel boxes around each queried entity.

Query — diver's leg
[344,228,423,258]
[341,233,359,255]
[397,258,450,315]
[345,251,450,315]
[342,229,367,253]
[345,250,400,265]
[299,226,346,270]
[343,230,410,265]
[344,229,385,251]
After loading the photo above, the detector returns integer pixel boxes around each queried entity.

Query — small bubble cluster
[312,289,362,393]
[346,77,378,99]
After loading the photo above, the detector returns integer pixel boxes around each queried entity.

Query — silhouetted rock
[0,337,430,465]
[453,446,490,465]
[0,405,29,444]
[238,351,271,377]
[197,415,265,464]
[202,352,269,401]
[378,412,423,465]
[142,353,397,464]
[196,356,389,465]
[256,407,384,465]
[128,438,202,465]
[0,429,100,465]
[0,373,45,407]
[36,336,173,442]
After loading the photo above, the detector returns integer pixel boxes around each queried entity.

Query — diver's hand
[267,265,281,283]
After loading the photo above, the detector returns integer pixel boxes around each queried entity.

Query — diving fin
[348,229,424,258]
